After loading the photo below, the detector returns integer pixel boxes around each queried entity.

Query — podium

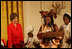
[37,31,64,39]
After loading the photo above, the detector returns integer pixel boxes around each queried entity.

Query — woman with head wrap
[60,13,71,48]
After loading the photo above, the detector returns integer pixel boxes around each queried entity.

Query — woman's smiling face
[45,16,51,24]
[12,16,18,24]
[64,16,69,25]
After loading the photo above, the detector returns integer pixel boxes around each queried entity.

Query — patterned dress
[39,24,55,48]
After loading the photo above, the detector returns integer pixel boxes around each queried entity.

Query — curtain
[1,1,24,43]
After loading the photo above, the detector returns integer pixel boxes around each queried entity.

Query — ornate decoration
[52,1,66,15]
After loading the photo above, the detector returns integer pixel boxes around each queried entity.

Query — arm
[37,26,42,39]
[59,25,64,37]
[20,24,24,42]
[7,26,12,48]
[54,24,59,32]
[69,24,71,39]
[66,24,71,44]
[52,39,60,46]
[38,26,42,34]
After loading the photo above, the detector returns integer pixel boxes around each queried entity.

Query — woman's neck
[46,23,51,26]
[12,22,17,28]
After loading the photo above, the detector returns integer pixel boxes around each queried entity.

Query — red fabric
[7,23,24,48]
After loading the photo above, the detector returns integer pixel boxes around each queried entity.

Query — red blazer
[7,23,24,48]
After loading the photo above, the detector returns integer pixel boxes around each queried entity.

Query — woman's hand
[65,38,71,44]
[10,45,13,48]
[52,39,60,46]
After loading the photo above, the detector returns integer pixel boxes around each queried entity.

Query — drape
[1,1,24,43]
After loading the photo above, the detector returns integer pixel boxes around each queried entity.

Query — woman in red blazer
[7,13,24,48]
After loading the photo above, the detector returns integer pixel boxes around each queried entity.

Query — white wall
[23,1,42,42]
[23,1,71,42]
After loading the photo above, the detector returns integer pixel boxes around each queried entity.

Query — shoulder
[67,22,71,29]
[41,24,45,27]
[68,23,71,26]
[8,23,12,28]
[17,23,22,28]
[17,23,21,26]
[39,24,44,29]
